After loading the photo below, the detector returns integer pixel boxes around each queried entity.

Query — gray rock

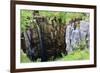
[71,28,81,50]
[65,23,74,54]
[80,21,90,49]
[23,31,30,48]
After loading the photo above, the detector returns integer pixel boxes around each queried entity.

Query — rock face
[65,23,73,54]
[21,16,67,62]
[80,21,90,49]
[71,28,81,50]
[21,28,38,61]
[65,20,90,54]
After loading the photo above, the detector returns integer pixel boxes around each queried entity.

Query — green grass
[20,50,32,63]
[60,49,90,61]
[20,49,90,63]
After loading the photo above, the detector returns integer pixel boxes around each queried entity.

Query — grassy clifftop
[20,49,89,63]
